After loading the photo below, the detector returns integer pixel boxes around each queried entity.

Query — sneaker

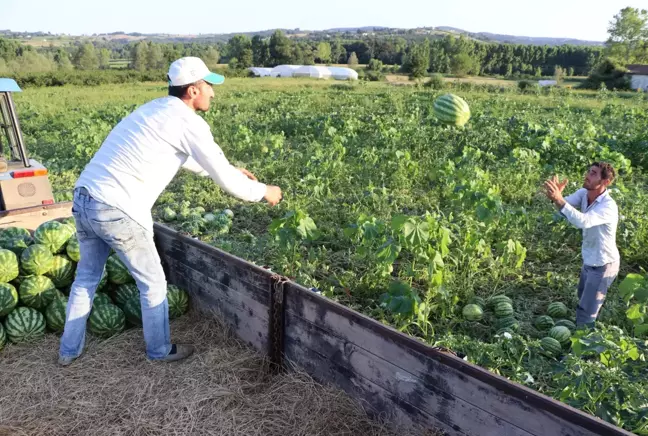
[152,344,195,363]
[58,355,77,366]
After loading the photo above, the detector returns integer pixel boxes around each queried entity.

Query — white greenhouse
[327,67,359,81]
[293,66,332,79]
[270,65,301,78]
[248,67,273,77]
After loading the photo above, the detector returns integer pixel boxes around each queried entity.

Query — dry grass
[0,311,435,436]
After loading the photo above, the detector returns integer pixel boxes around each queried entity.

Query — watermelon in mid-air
[433,94,471,127]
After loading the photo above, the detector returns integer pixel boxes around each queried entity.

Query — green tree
[316,42,331,64]
[330,37,346,63]
[98,48,111,70]
[251,35,269,66]
[404,40,430,78]
[269,30,293,66]
[203,46,220,68]
[131,41,149,71]
[147,43,164,69]
[450,52,475,77]
[606,7,648,63]
[347,51,359,66]
[73,43,99,70]
[54,48,73,71]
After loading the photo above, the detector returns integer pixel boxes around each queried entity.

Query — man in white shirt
[544,162,620,328]
[59,57,282,365]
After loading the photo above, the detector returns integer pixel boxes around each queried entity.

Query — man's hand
[264,185,282,206]
[544,175,568,207]
[237,167,258,181]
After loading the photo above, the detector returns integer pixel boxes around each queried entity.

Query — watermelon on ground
[554,319,576,332]
[19,275,58,311]
[45,255,76,288]
[106,254,133,285]
[462,303,483,321]
[534,315,555,331]
[549,326,572,345]
[468,296,486,309]
[20,244,55,276]
[123,295,142,326]
[433,94,471,127]
[540,337,562,357]
[547,302,569,319]
[496,315,519,331]
[3,306,46,343]
[488,295,512,308]
[66,234,80,262]
[0,283,18,317]
[45,297,68,332]
[167,285,189,319]
[88,303,125,338]
[0,249,19,283]
[34,220,72,254]
[494,302,514,318]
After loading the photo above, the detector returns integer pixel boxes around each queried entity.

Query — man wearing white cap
[58,57,282,365]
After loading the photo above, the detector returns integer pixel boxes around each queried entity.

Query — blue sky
[1,1,645,41]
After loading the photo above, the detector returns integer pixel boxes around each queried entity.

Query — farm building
[270,65,300,77]
[293,66,332,79]
[628,64,648,90]
[248,67,272,77]
[328,67,359,81]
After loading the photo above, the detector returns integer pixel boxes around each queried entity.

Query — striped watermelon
[433,94,471,127]
[45,297,68,332]
[540,337,562,357]
[0,249,19,283]
[494,302,514,318]
[20,244,55,276]
[123,295,142,326]
[547,302,568,319]
[554,319,576,332]
[1,236,31,257]
[66,234,80,262]
[0,227,32,246]
[93,292,113,309]
[488,295,512,308]
[59,217,77,236]
[3,306,46,343]
[0,283,18,317]
[88,303,125,338]
[496,315,519,331]
[468,296,486,309]
[114,283,139,308]
[534,315,555,330]
[549,326,571,345]
[46,255,76,288]
[462,303,483,321]
[496,327,517,336]
[106,254,133,285]
[98,268,108,291]
[34,220,71,254]
[19,275,58,311]
[168,285,189,319]
[0,322,5,350]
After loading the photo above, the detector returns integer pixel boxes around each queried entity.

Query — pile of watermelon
[159,201,234,237]
[0,218,190,352]
[462,294,520,336]
[534,301,575,358]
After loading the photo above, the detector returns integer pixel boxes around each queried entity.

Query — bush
[424,74,444,89]
[517,80,534,91]
[581,58,631,90]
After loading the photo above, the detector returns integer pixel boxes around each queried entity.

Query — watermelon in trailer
[20,244,55,276]
[0,282,18,317]
[34,220,72,254]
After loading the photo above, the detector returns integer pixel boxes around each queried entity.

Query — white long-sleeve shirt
[76,96,267,232]
[560,188,620,267]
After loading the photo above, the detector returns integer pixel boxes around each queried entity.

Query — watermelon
[496,315,519,331]
[547,302,569,319]
[0,249,19,283]
[162,207,177,221]
[19,275,58,311]
[462,303,483,321]
[114,283,139,308]
[1,236,31,257]
[494,302,514,318]
[45,297,68,332]
[0,322,5,350]
[59,217,76,235]
[433,94,471,127]
[34,220,71,254]
[0,283,18,317]
[106,254,133,285]
[88,303,125,338]
[488,295,512,307]
[534,315,555,331]
[3,306,46,343]
[223,209,234,218]
[554,319,576,332]
[496,327,517,336]
[45,255,76,288]
[549,326,572,345]
[468,296,486,309]
[20,244,55,276]
[66,234,80,262]
[123,295,142,326]
[540,337,562,357]
[93,292,113,309]
[0,227,32,245]
[167,285,189,319]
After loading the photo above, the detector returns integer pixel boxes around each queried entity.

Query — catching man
[544,162,620,328]
[59,57,282,365]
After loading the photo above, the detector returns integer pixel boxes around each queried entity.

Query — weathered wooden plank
[285,311,534,436]
[283,283,632,436]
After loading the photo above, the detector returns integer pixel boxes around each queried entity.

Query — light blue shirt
[560,188,620,267]
[76,96,266,231]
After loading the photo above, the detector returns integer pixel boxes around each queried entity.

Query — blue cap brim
[204,72,225,85]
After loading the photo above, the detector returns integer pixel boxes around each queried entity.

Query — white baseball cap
[167,57,225,87]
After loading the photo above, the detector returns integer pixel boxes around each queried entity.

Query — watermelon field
[4,78,648,433]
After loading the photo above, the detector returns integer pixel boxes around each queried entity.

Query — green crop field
[12,78,648,433]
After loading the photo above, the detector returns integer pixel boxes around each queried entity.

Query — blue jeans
[59,187,171,359]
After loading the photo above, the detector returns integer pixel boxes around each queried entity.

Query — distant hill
[435,26,604,46]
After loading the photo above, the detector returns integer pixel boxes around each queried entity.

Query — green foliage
[605,7,648,63]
